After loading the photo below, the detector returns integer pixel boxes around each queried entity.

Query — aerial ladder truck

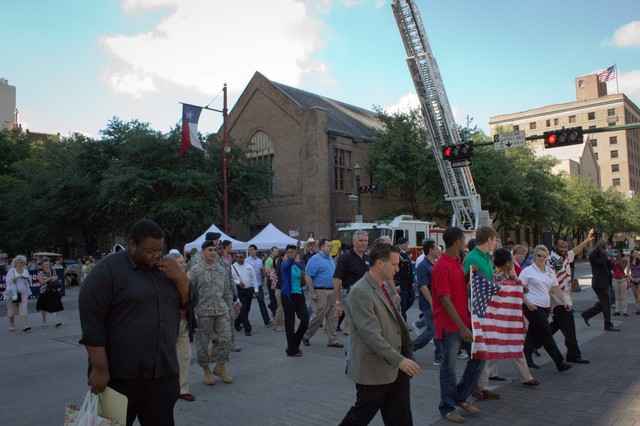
[391,0,490,230]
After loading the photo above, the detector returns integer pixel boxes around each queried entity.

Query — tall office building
[0,78,17,130]
[490,74,640,196]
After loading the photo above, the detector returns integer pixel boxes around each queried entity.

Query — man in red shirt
[432,227,485,424]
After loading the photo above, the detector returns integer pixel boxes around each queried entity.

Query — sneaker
[457,351,469,360]
[411,322,423,335]
[433,360,442,366]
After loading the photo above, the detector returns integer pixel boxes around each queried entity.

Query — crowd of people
[4,217,624,425]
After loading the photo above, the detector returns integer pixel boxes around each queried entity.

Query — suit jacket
[346,272,413,385]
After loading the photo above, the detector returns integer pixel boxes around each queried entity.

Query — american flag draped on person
[470,271,525,359]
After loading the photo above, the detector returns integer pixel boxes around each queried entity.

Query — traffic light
[543,127,583,149]
[359,185,379,194]
[442,141,474,161]
[359,186,369,194]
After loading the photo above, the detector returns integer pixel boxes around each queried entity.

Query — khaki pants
[304,289,338,344]
[477,357,532,390]
[176,318,192,394]
[612,278,628,314]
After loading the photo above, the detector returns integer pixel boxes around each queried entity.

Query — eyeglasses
[535,254,547,258]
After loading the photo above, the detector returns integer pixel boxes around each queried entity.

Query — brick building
[490,74,640,196]
[226,71,404,241]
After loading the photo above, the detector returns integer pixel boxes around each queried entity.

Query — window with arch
[247,130,275,195]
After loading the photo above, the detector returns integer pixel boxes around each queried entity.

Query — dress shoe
[455,402,480,415]
[581,312,590,327]
[605,326,621,331]
[489,375,506,381]
[522,379,540,386]
[472,387,500,399]
[526,360,540,369]
[557,362,573,372]
[442,411,465,424]
[327,342,344,348]
[178,393,195,401]
[613,312,621,316]
[302,338,310,346]
[566,357,589,364]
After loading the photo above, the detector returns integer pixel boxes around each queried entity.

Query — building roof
[270,79,381,142]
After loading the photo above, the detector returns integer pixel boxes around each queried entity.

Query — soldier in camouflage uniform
[211,253,241,354]
[189,233,233,385]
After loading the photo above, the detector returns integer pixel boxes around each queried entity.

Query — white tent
[245,223,300,250]
[183,224,249,253]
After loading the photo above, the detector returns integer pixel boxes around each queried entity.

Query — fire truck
[337,215,475,260]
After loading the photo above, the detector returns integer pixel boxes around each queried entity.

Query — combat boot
[203,365,216,385]
[210,342,218,359]
[213,363,233,384]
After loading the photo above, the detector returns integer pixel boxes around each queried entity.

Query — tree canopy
[0,119,270,256]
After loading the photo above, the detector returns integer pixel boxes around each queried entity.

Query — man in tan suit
[339,243,421,426]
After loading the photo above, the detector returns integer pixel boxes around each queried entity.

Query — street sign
[494,130,525,150]
[449,158,472,169]
[348,194,358,202]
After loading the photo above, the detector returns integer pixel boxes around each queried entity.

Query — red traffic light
[444,147,452,157]
[544,127,583,149]
[547,134,557,145]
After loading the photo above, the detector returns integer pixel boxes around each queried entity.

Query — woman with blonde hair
[5,255,33,331]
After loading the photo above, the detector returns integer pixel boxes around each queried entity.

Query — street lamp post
[222,84,229,234]
[354,162,361,218]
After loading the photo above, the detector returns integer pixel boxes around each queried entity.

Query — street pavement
[1,260,640,425]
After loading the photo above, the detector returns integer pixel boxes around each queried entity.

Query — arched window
[247,130,275,195]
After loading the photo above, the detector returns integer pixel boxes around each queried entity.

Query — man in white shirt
[232,252,259,336]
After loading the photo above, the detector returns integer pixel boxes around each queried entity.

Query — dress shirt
[232,262,259,292]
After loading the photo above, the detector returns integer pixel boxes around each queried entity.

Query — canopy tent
[183,224,249,253]
[245,223,300,250]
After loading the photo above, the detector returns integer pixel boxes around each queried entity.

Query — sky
[2,0,640,138]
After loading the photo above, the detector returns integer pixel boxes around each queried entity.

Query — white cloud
[374,0,387,8]
[99,0,328,97]
[343,0,365,6]
[608,21,640,47]
[383,92,420,114]
[613,69,640,103]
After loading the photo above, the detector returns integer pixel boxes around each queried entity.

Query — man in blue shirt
[412,238,443,366]
[303,238,343,348]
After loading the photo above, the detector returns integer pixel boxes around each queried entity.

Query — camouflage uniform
[217,258,238,346]
[190,259,231,366]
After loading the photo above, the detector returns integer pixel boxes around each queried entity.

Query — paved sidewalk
[1,261,639,425]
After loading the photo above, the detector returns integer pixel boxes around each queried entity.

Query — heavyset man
[303,238,342,348]
[334,230,370,333]
[79,219,191,425]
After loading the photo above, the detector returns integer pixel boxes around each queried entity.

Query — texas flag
[179,103,204,154]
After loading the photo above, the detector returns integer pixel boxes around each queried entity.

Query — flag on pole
[179,103,204,154]
[598,65,617,83]
[470,271,525,359]
[288,230,300,237]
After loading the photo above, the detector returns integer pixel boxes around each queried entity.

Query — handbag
[15,292,22,304]
[2,282,17,301]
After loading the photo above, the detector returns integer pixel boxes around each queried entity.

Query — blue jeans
[399,288,415,321]
[438,330,485,415]
[413,307,442,362]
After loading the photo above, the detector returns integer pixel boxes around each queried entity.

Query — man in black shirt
[334,230,370,334]
[79,219,191,426]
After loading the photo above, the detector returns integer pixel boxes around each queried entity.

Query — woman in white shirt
[519,245,572,372]
[5,255,33,331]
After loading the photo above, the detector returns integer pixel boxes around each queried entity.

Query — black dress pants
[109,375,179,426]
[549,306,582,360]
[235,287,254,333]
[339,371,412,426]
[582,287,613,328]
[523,305,564,367]
[281,292,309,355]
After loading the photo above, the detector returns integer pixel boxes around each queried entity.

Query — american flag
[471,272,525,359]
[598,65,617,83]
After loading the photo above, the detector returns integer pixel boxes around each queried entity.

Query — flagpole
[615,64,619,94]
[222,84,230,234]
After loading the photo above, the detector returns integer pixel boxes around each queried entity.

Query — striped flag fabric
[598,65,617,83]
[179,103,204,154]
[470,272,525,359]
